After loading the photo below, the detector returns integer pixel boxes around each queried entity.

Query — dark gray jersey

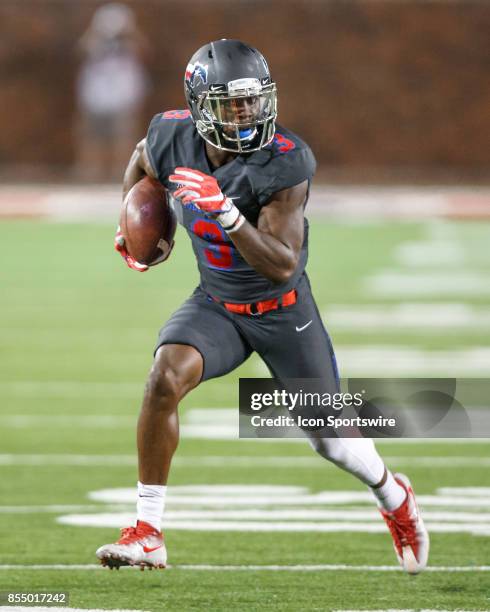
[145,109,316,303]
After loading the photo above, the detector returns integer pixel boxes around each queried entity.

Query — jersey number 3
[191,219,234,270]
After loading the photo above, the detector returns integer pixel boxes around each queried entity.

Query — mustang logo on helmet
[185,62,209,87]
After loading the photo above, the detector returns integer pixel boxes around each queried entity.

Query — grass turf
[0,219,489,611]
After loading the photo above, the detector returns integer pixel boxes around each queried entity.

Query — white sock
[136,481,166,531]
[308,437,386,485]
[371,470,407,511]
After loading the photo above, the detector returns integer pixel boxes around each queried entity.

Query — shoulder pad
[245,127,316,205]
[146,111,193,181]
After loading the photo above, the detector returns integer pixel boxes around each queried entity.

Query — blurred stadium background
[1,1,490,611]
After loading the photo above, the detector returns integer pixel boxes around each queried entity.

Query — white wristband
[216,199,241,229]
[224,213,245,233]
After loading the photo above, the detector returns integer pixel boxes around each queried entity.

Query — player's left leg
[235,274,429,574]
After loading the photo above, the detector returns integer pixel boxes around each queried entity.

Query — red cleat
[96,520,166,570]
[380,473,429,575]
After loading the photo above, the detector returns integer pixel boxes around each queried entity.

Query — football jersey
[145,109,316,303]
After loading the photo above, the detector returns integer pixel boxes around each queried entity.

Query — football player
[96,39,429,573]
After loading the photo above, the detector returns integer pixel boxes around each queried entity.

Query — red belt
[213,288,297,316]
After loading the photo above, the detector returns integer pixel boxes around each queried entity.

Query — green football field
[1,218,489,612]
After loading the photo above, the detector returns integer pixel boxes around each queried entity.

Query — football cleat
[380,473,429,575]
[96,520,166,570]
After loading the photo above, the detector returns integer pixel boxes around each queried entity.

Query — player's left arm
[228,181,307,284]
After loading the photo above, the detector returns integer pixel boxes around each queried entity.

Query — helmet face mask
[185,40,277,153]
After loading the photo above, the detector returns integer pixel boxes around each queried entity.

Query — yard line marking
[0,608,148,612]
[4,506,490,523]
[0,607,149,612]
[56,485,490,534]
[323,304,490,331]
[0,504,133,514]
[0,416,237,439]
[1,408,490,441]
[87,486,490,507]
[0,454,137,466]
[438,487,490,496]
[334,347,490,376]
[1,454,490,468]
[56,515,490,535]
[365,271,490,297]
[253,346,490,376]
[0,381,144,398]
[0,415,135,428]
[395,240,466,266]
[0,564,488,572]
[153,564,490,572]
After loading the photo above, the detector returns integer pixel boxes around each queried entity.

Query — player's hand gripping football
[114,226,149,272]
[169,167,244,232]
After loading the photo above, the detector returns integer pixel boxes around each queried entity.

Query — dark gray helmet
[184,39,277,153]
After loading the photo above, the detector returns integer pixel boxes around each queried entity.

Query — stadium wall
[0,0,489,180]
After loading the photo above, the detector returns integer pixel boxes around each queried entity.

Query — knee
[146,364,182,405]
[145,345,202,405]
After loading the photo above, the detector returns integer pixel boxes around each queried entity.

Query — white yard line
[53,485,490,533]
[0,564,488,572]
[3,506,490,523]
[56,516,490,535]
[365,271,490,297]
[0,608,149,612]
[334,346,490,377]
[253,346,490,376]
[0,417,237,439]
[0,504,133,514]
[0,382,144,398]
[395,240,467,266]
[1,454,490,467]
[323,304,490,331]
[87,487,490,507]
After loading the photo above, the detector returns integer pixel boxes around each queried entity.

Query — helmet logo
[185,61,208,87]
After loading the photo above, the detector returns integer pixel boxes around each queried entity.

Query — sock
[308,436,386,485]
[136,481,167,531]
[307,436,407,510]
[371,470,407,511]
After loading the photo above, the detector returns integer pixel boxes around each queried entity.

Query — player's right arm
[122,138,157,200]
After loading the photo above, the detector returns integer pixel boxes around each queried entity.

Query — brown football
[120,176,177,266]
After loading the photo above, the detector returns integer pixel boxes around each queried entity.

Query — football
[120,176,177,266]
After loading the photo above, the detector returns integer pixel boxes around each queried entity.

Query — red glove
[169,167,244,232]
[114,226,148,272]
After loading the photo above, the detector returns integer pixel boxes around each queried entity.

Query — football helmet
[184,39,277,153]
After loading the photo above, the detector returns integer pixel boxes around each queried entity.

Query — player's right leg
[96,343,201,570]
[96,287,252,569]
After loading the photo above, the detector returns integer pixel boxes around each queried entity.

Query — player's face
[219,96,261,125]
[201,87,276,149]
